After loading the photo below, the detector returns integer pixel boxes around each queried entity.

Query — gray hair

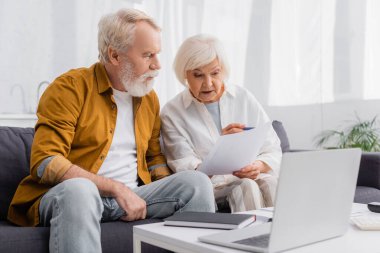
[173,34,230,86]
[98,9,160,63]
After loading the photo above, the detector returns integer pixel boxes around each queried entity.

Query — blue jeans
[39,171,215,253]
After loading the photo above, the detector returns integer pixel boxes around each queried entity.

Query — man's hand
[233,161,271,180]
[221,123,245,135]
[60,164,147,221]
[112,182,147,221]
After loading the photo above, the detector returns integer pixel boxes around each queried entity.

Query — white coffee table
[133,204,380,253]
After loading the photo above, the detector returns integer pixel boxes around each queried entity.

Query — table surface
[133,203,380,253]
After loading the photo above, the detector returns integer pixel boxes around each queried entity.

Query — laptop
[199,149,362,252]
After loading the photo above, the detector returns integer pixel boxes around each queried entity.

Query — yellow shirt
[8,62,171,227]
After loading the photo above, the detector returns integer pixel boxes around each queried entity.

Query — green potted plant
[314,115,380,152]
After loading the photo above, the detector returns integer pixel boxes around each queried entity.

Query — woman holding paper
[161,34,282,212]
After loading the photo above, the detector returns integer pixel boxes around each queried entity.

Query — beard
[119,60,159,97]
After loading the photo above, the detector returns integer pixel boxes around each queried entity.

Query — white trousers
[214,175,278,212]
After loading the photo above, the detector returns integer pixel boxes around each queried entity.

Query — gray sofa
[1,122,380,252]
[0,126,169,253]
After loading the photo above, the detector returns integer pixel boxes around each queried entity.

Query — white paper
[198,122,271,175]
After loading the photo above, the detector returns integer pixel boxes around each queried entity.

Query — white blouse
[161,84,282,183]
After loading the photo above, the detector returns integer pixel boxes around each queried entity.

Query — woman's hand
[222,123,246,135]
[233,161,271,180]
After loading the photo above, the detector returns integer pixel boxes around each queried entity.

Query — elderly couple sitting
[8,8,281,253]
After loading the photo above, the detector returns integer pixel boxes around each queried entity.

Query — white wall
[0,114,37,128]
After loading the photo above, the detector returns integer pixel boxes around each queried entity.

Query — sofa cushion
[356,152,380,189]
[0,220,49,252]
[272,120,290,152]
[0,219,169,253]
[354,186,380,204]
[0,127,34,220]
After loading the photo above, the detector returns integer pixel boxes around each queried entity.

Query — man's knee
[174,171,215,211]
[55,178,103,215]
[176,171,213,192]
[61,178,99,198]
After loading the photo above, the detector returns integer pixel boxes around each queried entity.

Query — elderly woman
[161,34,282,212]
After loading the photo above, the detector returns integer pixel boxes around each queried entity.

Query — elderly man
[8,9,215,253]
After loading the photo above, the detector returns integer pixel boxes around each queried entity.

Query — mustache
[139,70,159,79]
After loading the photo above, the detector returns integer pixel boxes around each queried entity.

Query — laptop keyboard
[233,234,270,248]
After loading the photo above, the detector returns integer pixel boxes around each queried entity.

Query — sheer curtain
[268,0,334,105]
[0,0,135,114]
[0,0,252,114]
[0,0,379,115]
[364,0,380,100]
[250,0,380,107]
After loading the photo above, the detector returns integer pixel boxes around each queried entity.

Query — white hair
[98,8,160,64]
[173,34,230,86]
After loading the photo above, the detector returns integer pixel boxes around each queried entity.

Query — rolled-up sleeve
[30,75,82,185]
[145,93,172,180]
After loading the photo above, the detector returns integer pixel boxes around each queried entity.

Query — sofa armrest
[356,152,380,189]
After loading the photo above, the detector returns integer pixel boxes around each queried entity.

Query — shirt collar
[94,62,113,94]
[182,83,237,109]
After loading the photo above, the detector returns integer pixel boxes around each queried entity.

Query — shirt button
[110,129,113,134]
[111,104,116,110]
[100,155,105,160]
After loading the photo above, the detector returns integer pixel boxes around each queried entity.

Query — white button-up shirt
[161,84,282,184]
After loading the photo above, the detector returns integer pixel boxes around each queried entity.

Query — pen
[243,127,255,130]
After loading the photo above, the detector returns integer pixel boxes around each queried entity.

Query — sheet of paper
[198,122,271,175]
